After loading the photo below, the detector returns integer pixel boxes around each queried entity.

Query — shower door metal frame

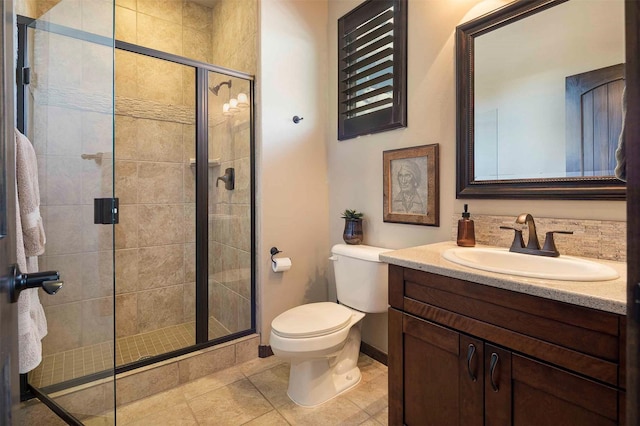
[114,41,257,374]
[1,0,18,423]
[16,15,257,396]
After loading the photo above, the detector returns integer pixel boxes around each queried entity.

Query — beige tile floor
[116,353,389,426]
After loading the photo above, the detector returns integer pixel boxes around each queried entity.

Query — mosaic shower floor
[29,317,230,388]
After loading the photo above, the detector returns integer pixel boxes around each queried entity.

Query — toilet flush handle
[328,255,338,261]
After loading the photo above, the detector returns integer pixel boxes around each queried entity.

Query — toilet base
[287,363,361,408]
[285,322,363,407]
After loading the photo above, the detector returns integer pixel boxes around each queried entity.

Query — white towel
[15,128,48,374]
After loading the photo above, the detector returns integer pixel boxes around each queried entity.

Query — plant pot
[343,218,363,245]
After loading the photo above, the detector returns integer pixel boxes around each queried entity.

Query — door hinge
[94,198,119,225]
[21,67,30,85]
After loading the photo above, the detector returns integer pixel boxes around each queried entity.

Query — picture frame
[383,144,439,226]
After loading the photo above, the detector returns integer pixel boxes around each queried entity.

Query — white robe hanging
[15,128,48,374]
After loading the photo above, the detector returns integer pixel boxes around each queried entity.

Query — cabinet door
[485,344,512,426]
[511,354,619,426]
[401,313,482,425]
[459,335,484,426]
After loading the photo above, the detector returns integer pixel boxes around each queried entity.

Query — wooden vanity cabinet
[388,265,626,426]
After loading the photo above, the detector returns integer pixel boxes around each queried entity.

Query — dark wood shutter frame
[338,0,407,140]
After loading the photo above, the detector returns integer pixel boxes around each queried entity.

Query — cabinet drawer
[405,279,618,361]
[398,268,620,359]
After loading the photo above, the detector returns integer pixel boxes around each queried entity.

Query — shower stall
[16,0,255,422]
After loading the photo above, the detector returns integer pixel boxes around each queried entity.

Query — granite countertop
[380,241,627,315]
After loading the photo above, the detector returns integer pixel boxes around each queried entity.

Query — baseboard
[259,342,388,366]
[360,342,388,366]
[258,345,274,358]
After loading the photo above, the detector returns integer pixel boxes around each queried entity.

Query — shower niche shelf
[189,158,221,167]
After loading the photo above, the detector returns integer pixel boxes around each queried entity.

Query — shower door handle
[7,265,63,303]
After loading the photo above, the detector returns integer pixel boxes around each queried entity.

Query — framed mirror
[456,0,626,199]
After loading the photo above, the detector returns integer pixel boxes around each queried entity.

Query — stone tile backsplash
[451,214,626,262]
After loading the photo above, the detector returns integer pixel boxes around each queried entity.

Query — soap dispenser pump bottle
[457,204,476,247]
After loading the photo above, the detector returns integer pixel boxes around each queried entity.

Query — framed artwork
[383,144,439,226]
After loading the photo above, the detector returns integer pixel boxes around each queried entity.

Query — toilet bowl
[269,244,390,407]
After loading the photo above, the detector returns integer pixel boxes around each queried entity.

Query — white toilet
[269,243,390,407]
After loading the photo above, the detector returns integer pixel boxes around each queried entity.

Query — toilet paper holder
[270,247,292,273]
[270,247,282,266]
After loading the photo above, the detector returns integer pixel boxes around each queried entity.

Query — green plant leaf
[341,209,364,219]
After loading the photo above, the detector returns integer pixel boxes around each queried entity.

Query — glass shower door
[19,0,116,423]
[207,73,253,339]
[114,48,196,364]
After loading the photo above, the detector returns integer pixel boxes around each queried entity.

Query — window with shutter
[338,0,407,141]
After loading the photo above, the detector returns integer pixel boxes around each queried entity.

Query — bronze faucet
[500,213,573,257]
[516,213,540,249]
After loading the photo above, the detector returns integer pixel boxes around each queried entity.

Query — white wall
[326,0,486,353]
[258,0,626,353]
[257,0,330,345]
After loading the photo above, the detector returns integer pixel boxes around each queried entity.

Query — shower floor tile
[29,317,230,388]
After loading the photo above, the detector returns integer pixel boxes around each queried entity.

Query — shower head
[210,79,232,96]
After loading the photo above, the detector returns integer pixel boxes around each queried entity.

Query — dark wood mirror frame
[456,0,626,200]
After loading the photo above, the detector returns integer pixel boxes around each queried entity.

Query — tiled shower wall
[451,214,626,262]
[207,0,257,335]
[115,0,213,64]
[210,0,258,75]
[113,0,214,342]
[114,0,258,340]
[114,66,197,341]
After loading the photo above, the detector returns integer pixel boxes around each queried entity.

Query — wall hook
[270,247,282,265]
[292,116,304,124]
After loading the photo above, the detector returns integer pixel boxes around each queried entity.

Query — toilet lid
[271,302,354,338]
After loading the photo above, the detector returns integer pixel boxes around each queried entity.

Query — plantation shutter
[338,0,407,141]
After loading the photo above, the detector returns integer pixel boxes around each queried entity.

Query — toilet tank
[330,244,391,313]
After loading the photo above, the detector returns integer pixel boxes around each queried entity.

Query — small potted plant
[341,209,364,245]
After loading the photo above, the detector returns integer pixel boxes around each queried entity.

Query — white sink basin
[442,247,619,281]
